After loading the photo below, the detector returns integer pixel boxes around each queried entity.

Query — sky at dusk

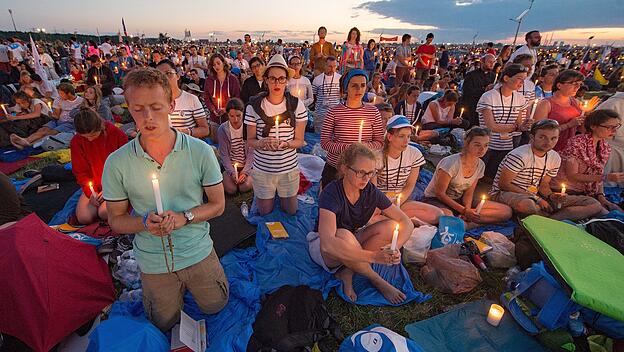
[2,0,623,45]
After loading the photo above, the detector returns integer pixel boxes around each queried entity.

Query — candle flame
[360,120,364,127]
[394,223,399,231]
[152,173,158,180]
[482,194,486,201]
[234,162,238,168]
[461,107,464,113]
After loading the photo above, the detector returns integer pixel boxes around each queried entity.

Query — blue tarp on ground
[405,299,547,352]
[48,188,82,226]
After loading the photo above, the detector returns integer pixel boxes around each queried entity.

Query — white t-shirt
[490,144,561,196]
[53,96,84,123]
[99,43,113,56]
[244,97,308,174]
[312,72,341,119]
[189,55,207,78]
[229,121,246,164]
[71,43,82,59]
[421,100,452,125]
[287,76,314,108]
[376,145,425,193]
[170,91,208,130]
[477,89,527,151]
[0,44,9,62]
[425,153,485,200]
[14,98,50,116]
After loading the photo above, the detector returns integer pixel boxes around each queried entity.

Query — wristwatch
[183,210,195,225]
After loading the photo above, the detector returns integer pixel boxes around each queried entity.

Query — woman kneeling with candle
[308,143,413,304]
[423,127,512,228]
[71,107,128,224]
[218,98,253,194]
[373,115,445,225]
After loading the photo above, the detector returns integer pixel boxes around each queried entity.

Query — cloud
[357,0,624,42]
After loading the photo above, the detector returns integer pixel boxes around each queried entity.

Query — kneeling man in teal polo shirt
[103,67,228,331]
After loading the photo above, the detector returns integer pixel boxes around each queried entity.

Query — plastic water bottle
[568,312,586,337]
[240,201,249,218]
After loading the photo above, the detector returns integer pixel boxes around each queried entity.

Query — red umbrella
[0,214,115,351]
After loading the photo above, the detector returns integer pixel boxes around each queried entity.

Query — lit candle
[487,304,505,327]
[414,124,420,136]
[390,223,399,251]
[151,173,164,215]
[396,193,402,207]
[275,115,280,140]
[114,66,119,74]
[0,104,7,116]
[88,181,96,196]
[94,76,98,85]
[528,99,539,121]
[372,96,377,104]
[320,43,324,54]
[233,163,239,182]
[358,120,364,143]
[494,72,499,83]
[475,195,486,215]
[561,183,566,195]
[217,97,221,110]
[459,107,465,119]
[47,101,52,112]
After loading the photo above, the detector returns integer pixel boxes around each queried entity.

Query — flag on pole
[29,35,48,81]
[594,68,609,86]
[118,29,122,44]
[122,18,128,37]
[379,36,398,42]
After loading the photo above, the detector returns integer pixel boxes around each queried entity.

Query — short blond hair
[337,143,377,178]
[123,67,173,103]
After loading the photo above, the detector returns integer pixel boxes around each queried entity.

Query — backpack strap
[248,92,299,138]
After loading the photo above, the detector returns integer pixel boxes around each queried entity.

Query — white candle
[391,223,399,251]
[494,72,498,83]
[358,120,364,143]
[1,104,7,115]
[94,76,98,85]
[414,125,420,136]
[558,183,566,209]
[320,44,324,54]
[528,99,539,121]
[275,115,280,140]
[88,181,96,197]
[475,195,486,215]
[233,163,239,182]
[487,304,505,327]
[396,193,402,207]
[47,101,52,112]
[217,97,221,110]
[151,173,164,215]
[459,108,465,119]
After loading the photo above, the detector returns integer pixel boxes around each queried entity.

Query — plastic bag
[420,244,482,294]
[113,250,141,289]
[430,216,465,249]
[481,231,517,268]
[450,128,466,148]
[403,225,438,264]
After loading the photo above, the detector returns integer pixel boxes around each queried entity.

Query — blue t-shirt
[318,179,392,233]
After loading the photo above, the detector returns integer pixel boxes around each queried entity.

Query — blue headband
[342,69,368,92]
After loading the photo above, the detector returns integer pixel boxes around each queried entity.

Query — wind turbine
[510,0,535,47]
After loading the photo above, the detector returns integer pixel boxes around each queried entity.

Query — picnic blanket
[0,157,37,174]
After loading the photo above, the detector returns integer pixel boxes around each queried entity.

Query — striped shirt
[376,145,425,193]
[477,89,527,151]
[490,144,561,196]
[229,121,246,164]
[170,91,207,130]
[321,103,385,167]
[312,72,341,120]
[519,78,536,118]
[244,97,308,174]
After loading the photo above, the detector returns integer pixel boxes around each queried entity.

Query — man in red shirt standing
[415,33,436,88]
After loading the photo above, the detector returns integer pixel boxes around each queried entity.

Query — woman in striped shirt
[321,69,384,188]
[477,64,531,180]
[374,116,445,225]
[156,60,210,138]
[218,98,253,194]
[245,54,307,215]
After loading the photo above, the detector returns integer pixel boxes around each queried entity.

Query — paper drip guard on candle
[487,304,505,327]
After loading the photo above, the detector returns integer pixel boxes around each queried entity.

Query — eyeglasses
[598,124,622,131]
[267,76,288,84]
[348,166,377,179]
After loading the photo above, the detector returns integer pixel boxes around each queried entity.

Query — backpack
[247,92,300,139]
[581,218,624,255]
[247,285,343,352]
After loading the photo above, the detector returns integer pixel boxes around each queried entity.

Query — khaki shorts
[141,250,229,331]
[493,191,598,211]
[252,169,300,199]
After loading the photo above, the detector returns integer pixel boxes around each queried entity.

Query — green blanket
[522,215,624,322]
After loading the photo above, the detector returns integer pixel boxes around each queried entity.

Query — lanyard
[322,73,335,96]
[531,151,548,187]
[499,88,514,124]
[386,152,404,190]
